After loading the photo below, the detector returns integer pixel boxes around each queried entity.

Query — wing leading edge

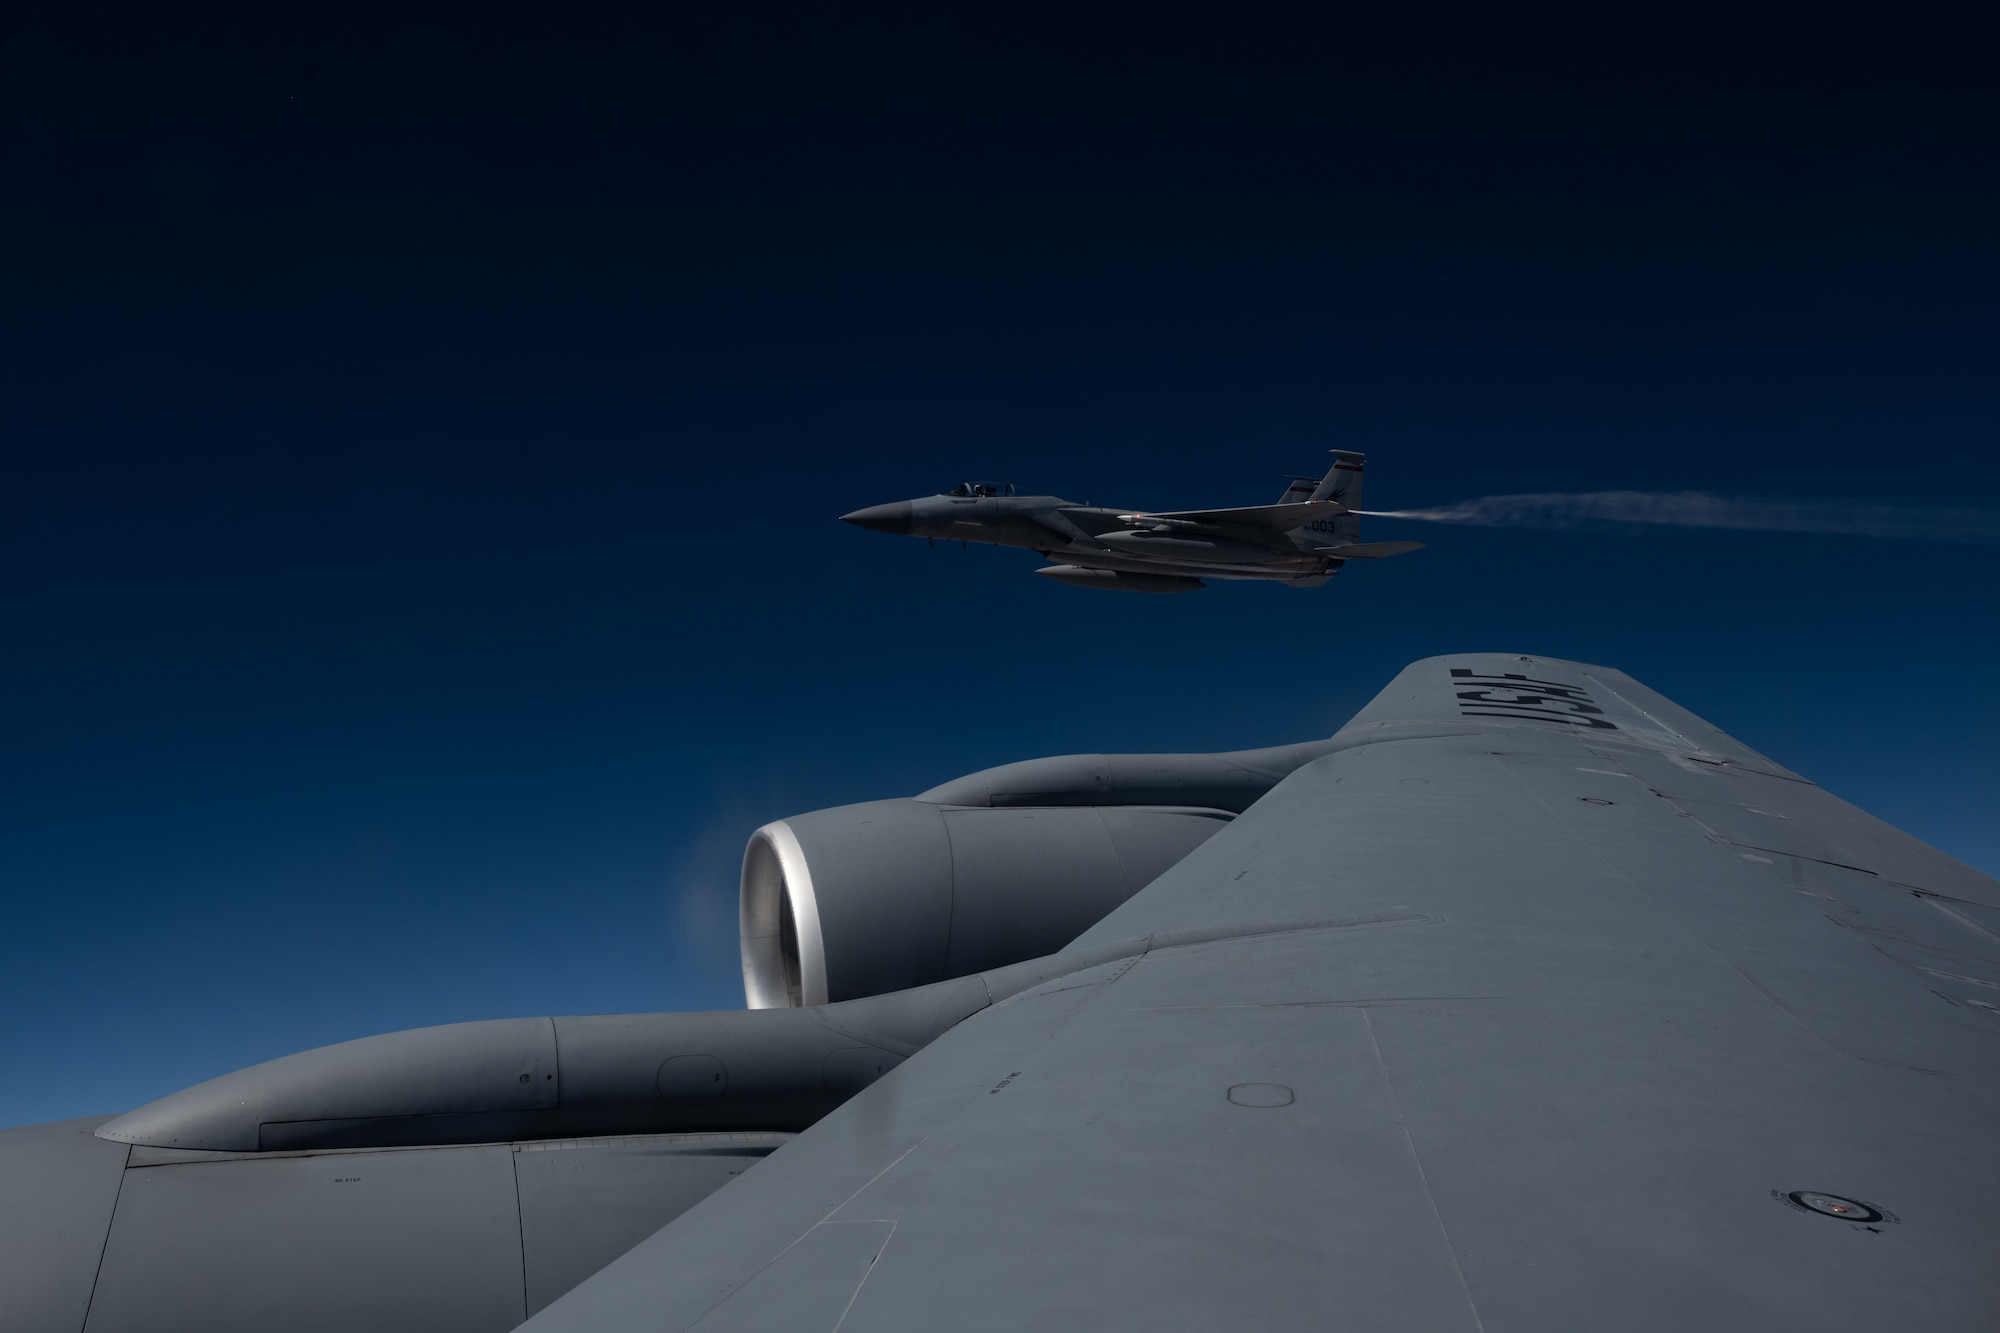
[525,653,2000,1333]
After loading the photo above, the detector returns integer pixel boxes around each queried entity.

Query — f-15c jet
[840,449,1422,591]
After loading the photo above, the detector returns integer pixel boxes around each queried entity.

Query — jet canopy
[944,481,1016,497]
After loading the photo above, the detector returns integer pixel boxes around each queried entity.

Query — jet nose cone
[840,501,914,535]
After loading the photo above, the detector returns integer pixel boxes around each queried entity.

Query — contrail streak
[1362,492,2000,545]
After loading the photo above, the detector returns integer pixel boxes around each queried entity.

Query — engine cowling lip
[740,820,830,1009]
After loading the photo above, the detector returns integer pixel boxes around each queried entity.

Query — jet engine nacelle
[740,742,1342,1008]
[740,800,1230,1007]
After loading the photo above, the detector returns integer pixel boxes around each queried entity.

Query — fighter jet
[840,449,1422,591]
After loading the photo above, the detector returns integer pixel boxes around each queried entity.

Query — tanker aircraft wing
[523,653,2000,1332]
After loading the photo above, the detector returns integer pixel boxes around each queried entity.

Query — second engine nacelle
[740,799,1230,1008]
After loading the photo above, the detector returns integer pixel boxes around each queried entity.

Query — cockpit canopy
[944,481,1016,497]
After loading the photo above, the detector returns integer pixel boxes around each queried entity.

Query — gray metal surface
[840,451,1421,589]
[912,741,1337,810]
[11,651,1996,1331]
[734,739,1335,1008]
[522,652,2000,1332]
[0,1118,129,1333]
[73,1131,785,1333]
[86,1141,527,1333]
[744,797,1235,1006]
[513,1133,791,1316]
[97,957,1139,1154]
[98,1006,900,1153]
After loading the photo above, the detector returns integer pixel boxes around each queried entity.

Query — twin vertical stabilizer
[1306,450,1366,541]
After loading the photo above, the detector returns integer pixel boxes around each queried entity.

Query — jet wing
[1119,499,1349,531]
[524,653,2000,1332]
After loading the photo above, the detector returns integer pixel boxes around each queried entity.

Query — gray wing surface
[525,652,2000,1332]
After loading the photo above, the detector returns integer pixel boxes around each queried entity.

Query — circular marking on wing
[1777,1190,1885,1223]
[1227,1083,1294,1108]
[1578,797,1616,806]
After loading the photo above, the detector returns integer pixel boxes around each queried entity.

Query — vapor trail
[1362,492,2000,545]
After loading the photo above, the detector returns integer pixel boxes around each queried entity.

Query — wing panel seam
[76,1141,131,1333]
[1360,1009,1488,1333]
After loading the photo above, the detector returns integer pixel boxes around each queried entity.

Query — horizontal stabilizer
[1316,540,1425,559]
[1120,499,1347,532]
[1036,565,1204,594]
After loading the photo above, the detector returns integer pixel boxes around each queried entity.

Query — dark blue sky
[4,3,1996,1128]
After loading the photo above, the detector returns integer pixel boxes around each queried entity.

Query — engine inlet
[739,821,828,1009]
